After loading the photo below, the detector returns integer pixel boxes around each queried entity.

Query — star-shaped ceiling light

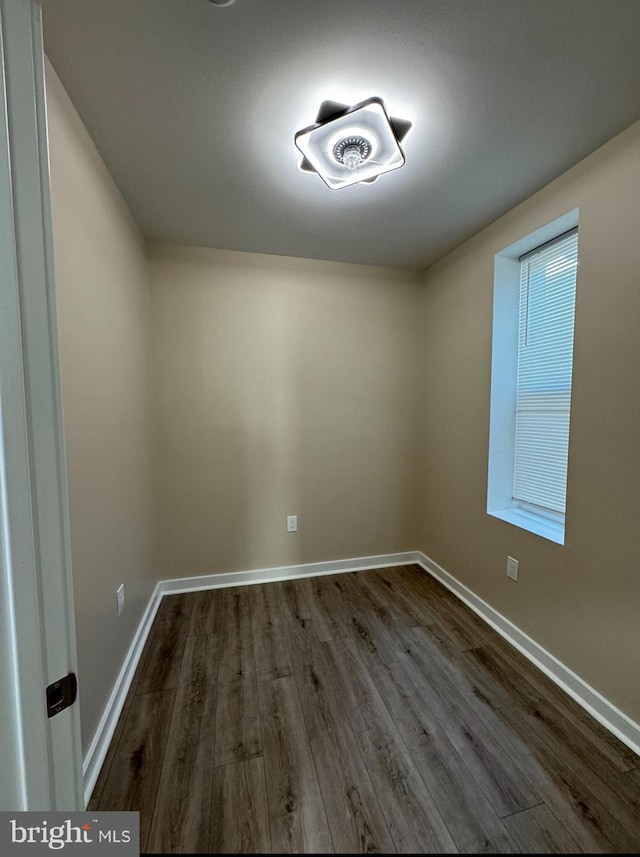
[294,97,411,190]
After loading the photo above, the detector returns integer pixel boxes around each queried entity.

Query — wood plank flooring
[91,565,640,854]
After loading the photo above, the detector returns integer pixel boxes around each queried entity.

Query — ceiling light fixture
[294,97,411,190]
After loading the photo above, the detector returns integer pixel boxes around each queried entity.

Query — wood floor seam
[287,671,338,855]
[143,686,184,853]
[497,800,547,820]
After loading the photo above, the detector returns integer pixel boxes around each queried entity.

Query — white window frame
[487,209,579,545]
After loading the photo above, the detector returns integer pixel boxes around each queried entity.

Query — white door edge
[0,0,83,811]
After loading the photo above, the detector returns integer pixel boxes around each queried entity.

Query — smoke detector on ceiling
[294,97,411,190]
[208,0,236,6]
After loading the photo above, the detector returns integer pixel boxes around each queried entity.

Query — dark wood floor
[90,565,640,854]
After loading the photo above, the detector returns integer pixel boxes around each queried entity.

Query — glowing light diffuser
[295,97,411,190]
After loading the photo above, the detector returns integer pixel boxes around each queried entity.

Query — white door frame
[0,0,83,810]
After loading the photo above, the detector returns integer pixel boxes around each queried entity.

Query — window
[487,211,579,544]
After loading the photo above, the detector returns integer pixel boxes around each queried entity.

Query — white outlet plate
[287,515,298,532]
[506,556,519,581]
[116,584,125,616]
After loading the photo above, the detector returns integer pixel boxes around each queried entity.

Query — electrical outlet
[116,584,125,616]
[506,556,519,581]
[287,515,298,532]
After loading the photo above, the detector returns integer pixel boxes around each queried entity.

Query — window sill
[488,507,565,545]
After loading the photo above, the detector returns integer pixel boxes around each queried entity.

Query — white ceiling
[42,0,640,270]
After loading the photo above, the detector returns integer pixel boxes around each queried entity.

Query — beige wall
[150,244,421,579]
[419,119,640,722]
[46,64,156,754]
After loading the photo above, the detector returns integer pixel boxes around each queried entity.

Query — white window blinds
[513,229,578,516]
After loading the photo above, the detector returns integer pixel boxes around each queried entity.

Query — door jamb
[0,0,83,810]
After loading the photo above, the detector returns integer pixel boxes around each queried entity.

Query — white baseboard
[82,583,163,807]
[415,550,640,759]
[160,551,420,595]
